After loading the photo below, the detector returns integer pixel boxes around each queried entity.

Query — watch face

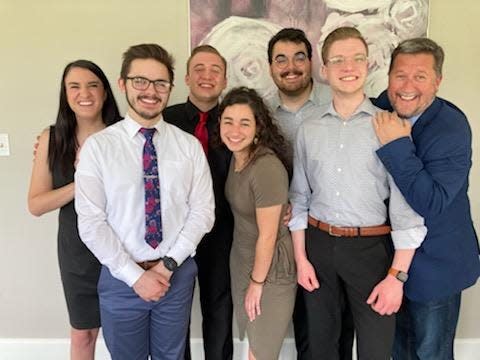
[163,257,178,271]
[397,271,408,283]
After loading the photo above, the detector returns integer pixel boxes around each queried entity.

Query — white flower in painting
[200,16,281,99]
[324,0,392,13]
[388,0,429,38]
[366,66,389,97]
[317,12,400,96]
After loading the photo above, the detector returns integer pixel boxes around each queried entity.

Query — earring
[253,136,258,145]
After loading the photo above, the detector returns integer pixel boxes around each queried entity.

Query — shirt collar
[408,114,422,126]
[123,113,166,138]
[186,99,218,121]
[270,80,327,111]
[321,96,377,120]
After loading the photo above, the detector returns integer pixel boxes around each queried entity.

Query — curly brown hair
[216,86,291,176]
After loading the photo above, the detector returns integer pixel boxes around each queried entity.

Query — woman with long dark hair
[218,87,296,360]
[28,60,121,359]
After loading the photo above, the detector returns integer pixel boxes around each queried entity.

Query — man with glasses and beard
[75,44,215,360]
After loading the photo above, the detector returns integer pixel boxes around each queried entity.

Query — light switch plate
[0,133,10,156]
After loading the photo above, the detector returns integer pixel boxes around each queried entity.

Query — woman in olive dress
[218,87,296,360]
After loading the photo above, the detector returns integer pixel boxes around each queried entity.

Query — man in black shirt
[163,45,233,360]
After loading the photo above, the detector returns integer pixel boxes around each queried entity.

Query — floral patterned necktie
[140,128,162,249]
[194,111,209,156]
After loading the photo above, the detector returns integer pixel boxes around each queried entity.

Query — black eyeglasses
[126,76,173,93]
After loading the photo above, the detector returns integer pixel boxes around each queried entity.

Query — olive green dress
[225,147,297,360]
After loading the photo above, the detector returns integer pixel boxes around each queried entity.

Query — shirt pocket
[159,159,193,208]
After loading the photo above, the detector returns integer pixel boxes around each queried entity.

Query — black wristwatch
[163,256,178,272]
[388,267,409,283]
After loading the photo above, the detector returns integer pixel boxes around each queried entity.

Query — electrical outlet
[0,133,10,156]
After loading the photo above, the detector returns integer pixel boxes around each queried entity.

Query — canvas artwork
[190,0,429,98]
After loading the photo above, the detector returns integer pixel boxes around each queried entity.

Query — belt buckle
[328,224,342,237]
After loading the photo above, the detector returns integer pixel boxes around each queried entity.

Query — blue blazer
[374,92,480,302]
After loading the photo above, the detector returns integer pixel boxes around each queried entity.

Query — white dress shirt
[289,98,427,249]
[75,114,215,287]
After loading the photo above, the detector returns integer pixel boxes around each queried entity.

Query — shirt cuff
[391,225,428,250]
[114,260,145,287]
[288,212,308,231]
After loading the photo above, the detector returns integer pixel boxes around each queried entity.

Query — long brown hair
[49,60,121,175]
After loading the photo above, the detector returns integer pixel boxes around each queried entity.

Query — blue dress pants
[98,258,197,360]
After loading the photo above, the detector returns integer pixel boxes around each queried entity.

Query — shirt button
[335,213,340,218]
[343,122,347,126]
[340,144,344,149]
[336,191,340,196]
[337,168,342,172]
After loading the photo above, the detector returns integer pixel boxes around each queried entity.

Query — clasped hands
[133,261,172,302]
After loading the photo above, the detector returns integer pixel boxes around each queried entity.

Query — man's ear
[320,65,328,83]
[118,78,126,93]
[434,75,443,93]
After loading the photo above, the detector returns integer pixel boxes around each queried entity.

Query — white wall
[0,0,478,342]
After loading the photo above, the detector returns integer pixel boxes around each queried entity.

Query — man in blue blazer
[373,37,480,360]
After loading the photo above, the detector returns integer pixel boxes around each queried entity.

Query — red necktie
[194,112,209,156]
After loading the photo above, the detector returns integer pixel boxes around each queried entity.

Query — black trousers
[304,225,395,360]
[184,228,233,360]
[293,288,355,360]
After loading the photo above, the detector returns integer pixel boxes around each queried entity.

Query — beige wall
[0,0,478,339]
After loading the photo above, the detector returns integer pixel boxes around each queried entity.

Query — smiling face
[219,103,256,161]
[119,58,171,126]
[321,37,368,98]
[185,51,227,108]
[388,53,441,119]
[65,67,106,122]
[269,40,312,97]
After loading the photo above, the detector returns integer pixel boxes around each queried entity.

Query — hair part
[389,37,444,77]
[50,59,121,175]
[186,45,227,75]
[267,28,312,64]
[321,26,368,64]
[120,43,175,84]
[216,86,291,175]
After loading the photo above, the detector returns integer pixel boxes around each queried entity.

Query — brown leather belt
[308,216,391,237]
[136,258,162,270]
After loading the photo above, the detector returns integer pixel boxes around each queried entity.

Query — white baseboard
[0,338,478,359]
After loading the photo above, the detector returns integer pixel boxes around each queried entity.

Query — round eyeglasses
[326,54,368,67]
[273,52,308,69]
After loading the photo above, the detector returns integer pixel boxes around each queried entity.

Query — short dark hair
[389,38,444,77]
[120,44,175,84]
[267,28,312,64]
[217,87,290,175]
[51,60,121,175]
[187,45,227,75]
[321,27,368,64]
